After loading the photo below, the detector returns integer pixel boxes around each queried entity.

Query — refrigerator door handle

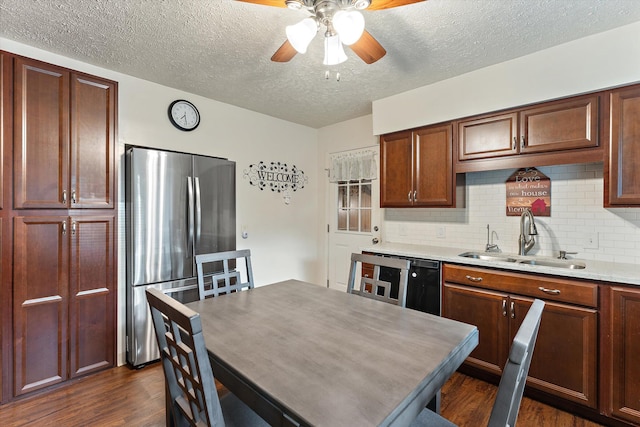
[187,176,195,255]
[195,176,202,249]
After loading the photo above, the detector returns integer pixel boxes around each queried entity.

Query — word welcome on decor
[244,161,308,194]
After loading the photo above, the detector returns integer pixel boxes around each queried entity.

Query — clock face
[168,100,200,131]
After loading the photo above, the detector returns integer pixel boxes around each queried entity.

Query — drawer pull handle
[465,275,483,282]
[510,301,516,319]
[502,300,507,317]
[538,286,561,295]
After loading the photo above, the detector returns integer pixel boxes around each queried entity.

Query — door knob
[372,238,379,244]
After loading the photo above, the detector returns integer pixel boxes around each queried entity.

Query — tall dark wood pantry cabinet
[0,51,117,402]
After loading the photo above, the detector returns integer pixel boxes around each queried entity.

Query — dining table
[186,279,479,426]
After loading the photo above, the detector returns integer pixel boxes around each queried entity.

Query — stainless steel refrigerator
[125,146,236,367]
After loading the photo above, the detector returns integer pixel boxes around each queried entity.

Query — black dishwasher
[377,255,441,316]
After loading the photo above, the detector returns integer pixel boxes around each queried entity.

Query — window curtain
[329,150,377,182]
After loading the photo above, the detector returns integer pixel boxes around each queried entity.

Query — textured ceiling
[1,0,640,128]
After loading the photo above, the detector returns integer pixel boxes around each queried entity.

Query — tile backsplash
[383,163,640,265]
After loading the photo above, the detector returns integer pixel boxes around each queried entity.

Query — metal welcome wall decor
[244,161,308,204]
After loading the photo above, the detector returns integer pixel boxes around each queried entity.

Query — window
[337,180,371,232]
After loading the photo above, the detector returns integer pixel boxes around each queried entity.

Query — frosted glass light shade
[332,10,365,45]
[286,18,317,54]
[323,35,348,65]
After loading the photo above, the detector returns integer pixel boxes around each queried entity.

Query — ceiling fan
[237,0,425,65]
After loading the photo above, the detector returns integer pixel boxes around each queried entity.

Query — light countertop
[362,242,640,287]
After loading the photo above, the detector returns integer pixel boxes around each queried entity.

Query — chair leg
[427,390,441,414]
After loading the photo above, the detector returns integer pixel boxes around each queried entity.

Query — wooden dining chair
[195,249,254,300]
[411,299,546,427]
[347,253,411,307]
[146,288,268,427]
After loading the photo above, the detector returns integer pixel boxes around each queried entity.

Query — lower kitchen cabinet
[442,264,599,409]
[607,286,640,424]
[12,214,115,395]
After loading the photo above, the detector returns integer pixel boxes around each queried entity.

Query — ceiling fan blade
[271,40,298,62]
[235,0,286,7]
[349,30,386,64]
[366,0,425,11]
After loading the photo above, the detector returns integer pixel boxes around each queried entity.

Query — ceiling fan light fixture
[353,0,371,10]
[332,10,365,45]
[285,0,304,9]
[323,34,348,65]
[286,17,318,54]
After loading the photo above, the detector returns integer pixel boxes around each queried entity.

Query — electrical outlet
[584,232,599,249]
[436,226,446,239]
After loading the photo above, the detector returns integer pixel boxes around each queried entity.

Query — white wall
[1,38,321,365]
[373,21,640,135]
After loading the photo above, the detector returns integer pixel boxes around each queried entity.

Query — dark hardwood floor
[0,363,604,426]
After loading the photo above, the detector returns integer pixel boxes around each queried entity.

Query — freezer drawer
[126,278,199,367]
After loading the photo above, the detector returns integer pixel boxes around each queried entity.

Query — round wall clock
[168,99,200,131]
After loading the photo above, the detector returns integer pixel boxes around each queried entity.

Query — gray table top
[187,280,478,426]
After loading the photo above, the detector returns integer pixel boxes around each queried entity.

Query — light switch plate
[436,226,446,238]
[584,232,599,249]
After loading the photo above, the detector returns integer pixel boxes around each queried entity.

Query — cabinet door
[609,287,640,424]
[1,52,10,211]
[68,215,115,378]
[13,216,69,395]
[443,283,509,375]
[458,112,518,160]
[380,130,413,207]
[607,86,640,205]
[510,297,598,409]
[520,95,599,154]
[414,124,453,206]
[13,58,69,209]
[70,74,116,209]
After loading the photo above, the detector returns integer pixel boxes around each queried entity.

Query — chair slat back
[196,249,254,300]
[347,253,411,307]
[488,299,545,427]
[146,288,225,427]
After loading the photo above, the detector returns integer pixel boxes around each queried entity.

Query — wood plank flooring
[0,363,604,426]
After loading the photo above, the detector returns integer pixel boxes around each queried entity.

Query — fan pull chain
[324,70,341,81]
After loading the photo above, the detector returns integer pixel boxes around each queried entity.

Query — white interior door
[327,147,381,291]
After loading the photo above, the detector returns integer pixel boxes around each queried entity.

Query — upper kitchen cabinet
[13,57,116,209]
[456,94,602,173]
[605,84,640,206]
[380,123,464,208]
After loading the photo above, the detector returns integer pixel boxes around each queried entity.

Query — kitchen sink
[458,252,518,262]
[516,259,586,269]
[458,251,586,269]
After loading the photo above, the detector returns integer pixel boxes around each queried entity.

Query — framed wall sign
[506,168,551,216]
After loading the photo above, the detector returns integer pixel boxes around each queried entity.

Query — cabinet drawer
[444,264,598,308]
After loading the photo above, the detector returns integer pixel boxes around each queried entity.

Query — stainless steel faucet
[518,208,538,255]
[485,224,500,252]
